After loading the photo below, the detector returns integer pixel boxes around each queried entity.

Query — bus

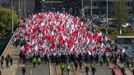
[116,36,134,57]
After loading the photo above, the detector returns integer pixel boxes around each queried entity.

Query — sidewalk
[117,63,133,75]
[109,63,122,75]
[0,42,19,75]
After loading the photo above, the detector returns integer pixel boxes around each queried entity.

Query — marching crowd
[0,12,134,75]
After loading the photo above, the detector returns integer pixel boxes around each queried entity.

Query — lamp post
[81,0,83,9]
[90,0,93,16]
[24,0,27,17]
[18,0,21,18]
[90,0,93,31]
[11,0,14,33]
[106,0,108,34]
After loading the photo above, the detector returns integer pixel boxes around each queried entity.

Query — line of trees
[112,0,129,34]
[0,6,18,36]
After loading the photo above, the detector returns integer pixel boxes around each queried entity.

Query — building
[39,0,81,16]
[82,0,134,15]
[35,0,63,12]
[0,0,35,16]
[0,0,134,16]
[116,36,134,57]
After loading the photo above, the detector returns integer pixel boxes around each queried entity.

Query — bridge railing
[0,29,18,58]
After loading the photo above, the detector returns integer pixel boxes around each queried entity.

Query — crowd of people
[0,55,13,69]
[0,12,134,75]
[12,12,110,61]
[12,11,112,75]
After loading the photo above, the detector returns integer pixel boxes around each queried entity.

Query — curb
[116,63,133,75]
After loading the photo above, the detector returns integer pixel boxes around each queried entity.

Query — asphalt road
[50,63,112,75]
[79,63,112,75]
[15,61,112,75]
[15,63,50,75]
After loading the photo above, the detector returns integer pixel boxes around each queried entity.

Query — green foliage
[0,6,18,36]
[112,0,129,25]
[95,25,134,40]
[122,28,134,35]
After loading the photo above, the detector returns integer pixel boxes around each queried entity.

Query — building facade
[0,0,35,16]
[0,0,134,16]
[82,0,134,15]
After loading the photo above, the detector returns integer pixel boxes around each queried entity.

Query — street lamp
[90,0,93,31]
[11,0,14,33]
[90,0,93,16]
[106,0,109,34]
[81,0,83,9]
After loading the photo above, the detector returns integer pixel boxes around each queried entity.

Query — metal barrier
[0,33,14,58]
[0,28,18,58]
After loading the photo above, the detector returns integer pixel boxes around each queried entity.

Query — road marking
[30,70,33,75]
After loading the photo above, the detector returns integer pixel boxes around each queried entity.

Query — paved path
[16,63,49,75]
[0,43,19,75]
[0,35,132,75]
[50,63,112,75]
[0,41,50,75]
[117,63,133,75]
[109,63,122,75]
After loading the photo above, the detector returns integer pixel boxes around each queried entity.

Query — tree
[112,0,129,34]
[0,6,18,36]
[34,0,42,12]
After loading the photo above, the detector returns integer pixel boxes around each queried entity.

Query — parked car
[128,15,134,21]
[91,15,99,21]
[121,23,131,28]
[99,22,113,27]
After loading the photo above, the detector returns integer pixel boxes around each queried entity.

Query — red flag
[58,35,65,44]
[32,32,37,39]
[61,24,65,31]
[24,43,29,54]
[67,36,73,47]
[97,36,103,41]
[50,42,56,49]
[71,30,78,36]
[86,32,92,39]
[47,35,51,41]
[51,35,55,41]
[93,32,98,40]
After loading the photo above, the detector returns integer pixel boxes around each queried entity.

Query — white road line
[30,70,33,75]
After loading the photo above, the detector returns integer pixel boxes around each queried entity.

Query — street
[16,63,49,75]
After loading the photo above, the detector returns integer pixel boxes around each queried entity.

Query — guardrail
[0,33,14,58]
[0,29,17,58]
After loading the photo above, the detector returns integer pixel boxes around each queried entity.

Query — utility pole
[18,0,21,18]
[11,0,14,33]
[90,0,93,16]
[81,0,83,9]
[90,0,93,31]
[106,0,108,34]
[81,0,85,20]
[24,0,27,17]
